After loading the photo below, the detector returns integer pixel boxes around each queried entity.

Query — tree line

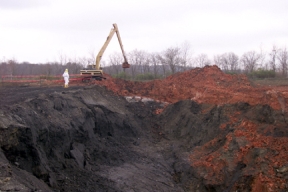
[1,43,287,80]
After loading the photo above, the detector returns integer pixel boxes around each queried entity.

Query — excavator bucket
[122,61,130,68]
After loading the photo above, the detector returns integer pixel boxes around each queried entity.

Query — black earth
[0,85,287,191]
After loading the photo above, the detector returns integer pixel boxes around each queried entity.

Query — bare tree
[194,54,211,68]
[225,52,239,71]
[108,52,123,75]
[277,47,288,77]
[214,53,238,71]
[128,49,150,78]
[88,50,96,67]
[100,60,107,71]
[219,54,230,71]
[66,61,82,74]
[180,41,193,70]
[240,51,262,73]
[142,56,151,74]
[214,54,223,69]
[258,47,266,69]
[7,59,17,76]
[44,63,53,76]
[269,45,279,72]
[18,61,31,75]
[160,47,182,74]
[128,50,140,78]
[51,62,63,75]
[133,50,149,74]
[156,54,168,77]
[78,57,90,69]
[150,53,161,78]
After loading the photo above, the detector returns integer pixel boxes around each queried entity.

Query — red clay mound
[191,106,288,191]
[97,65,288,111]
[96,66,288,191]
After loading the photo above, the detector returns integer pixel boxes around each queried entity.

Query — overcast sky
[0,0,287,63]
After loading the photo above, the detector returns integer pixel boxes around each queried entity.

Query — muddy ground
[0,66,288,191]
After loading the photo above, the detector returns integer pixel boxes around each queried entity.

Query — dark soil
[0,85,185,191]
[0,71,288,191]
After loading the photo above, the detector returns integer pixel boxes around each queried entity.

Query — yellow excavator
[80,23,130,81]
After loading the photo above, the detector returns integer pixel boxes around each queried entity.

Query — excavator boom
[80,23,130,79]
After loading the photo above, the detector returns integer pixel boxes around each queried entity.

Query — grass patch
[251,78,288,86]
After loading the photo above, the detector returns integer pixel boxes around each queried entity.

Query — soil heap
[98,65,288,111]
[0,65,287,191]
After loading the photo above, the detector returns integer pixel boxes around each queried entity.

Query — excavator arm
[96,24,130,69]
[113,24,130,68]
[80,23,130,79]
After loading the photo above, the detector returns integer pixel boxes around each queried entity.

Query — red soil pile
[97,65,288,111]
[191,110,288,191]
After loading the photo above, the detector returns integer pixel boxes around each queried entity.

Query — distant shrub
[248,69,276,79]
[113,72,131,80]
[224,71,239,75]
[135,73,155,81]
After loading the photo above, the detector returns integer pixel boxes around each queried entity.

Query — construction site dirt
[0,65,288,191]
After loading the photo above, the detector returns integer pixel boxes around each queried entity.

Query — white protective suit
[62,69,69,88]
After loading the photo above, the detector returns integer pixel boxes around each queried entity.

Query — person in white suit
[62,69,69,88]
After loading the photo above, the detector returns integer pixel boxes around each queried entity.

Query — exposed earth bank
[0,66,288,191]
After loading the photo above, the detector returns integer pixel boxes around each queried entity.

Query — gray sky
[0,0,287,63]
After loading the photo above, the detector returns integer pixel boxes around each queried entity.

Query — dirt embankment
[0,86,186,191]
[0,66,288,191]
[98,65,288,112]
